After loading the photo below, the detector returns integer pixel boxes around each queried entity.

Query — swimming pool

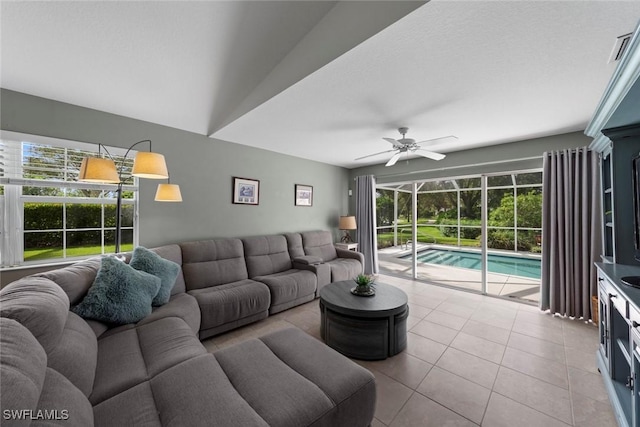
[405,248,541,279]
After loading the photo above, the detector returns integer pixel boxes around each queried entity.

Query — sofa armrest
[335,248,365,265]
[293,256,324,265]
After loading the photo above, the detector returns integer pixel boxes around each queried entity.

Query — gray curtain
[540,147,602,320]
[355,175,379,275]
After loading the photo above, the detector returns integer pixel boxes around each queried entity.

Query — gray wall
[1,89,349,282]
[347,131,592,212]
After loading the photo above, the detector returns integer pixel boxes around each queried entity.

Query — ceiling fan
[355,127,457,167]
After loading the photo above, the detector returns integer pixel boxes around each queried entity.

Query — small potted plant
[351,274,376,297]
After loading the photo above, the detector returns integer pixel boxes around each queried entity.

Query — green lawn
[24,243,134,261]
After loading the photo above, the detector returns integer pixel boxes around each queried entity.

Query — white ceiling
[2,1,640,169]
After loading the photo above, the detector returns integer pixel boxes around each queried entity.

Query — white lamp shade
[155,183,182,202]
[339,216,357,230]
[78,157,120,183]
[132,152,168,179]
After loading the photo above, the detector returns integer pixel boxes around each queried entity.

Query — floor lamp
[78,140,181,253]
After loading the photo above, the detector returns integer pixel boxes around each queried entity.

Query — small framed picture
[232,177,260,205]
[295,184,313,207]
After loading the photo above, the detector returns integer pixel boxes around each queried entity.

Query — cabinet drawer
[600,274,628,318]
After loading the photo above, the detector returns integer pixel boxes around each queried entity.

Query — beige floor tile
[501,347,568,389]
[516,310,564,330]
[511,318,565,345]
[565,348,599,374]
[424,310,467,330]
[482,393,571,427]
[507,332,566,364]
[389,392,478,427]
[562,321,599,353]
[469,309,515,331]
[436,347,499,389]
[372,418,387,427]
[450,332,506,364]
[370,369,414,425]
[405,332,448,364]
[417,367,491,424]
[405,315,422,331]
[365,352,433,390]
[407,303,432,319]
[571,391,618,427]
[408,293,445,310]
[493,367,572,424]
[434,301,476,319]
[567,366,610,403]
[410,320,459,345]
[460,319,511,345]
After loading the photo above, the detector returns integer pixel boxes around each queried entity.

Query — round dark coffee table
[319,280,408,360]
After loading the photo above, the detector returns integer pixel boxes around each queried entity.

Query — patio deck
[378,244,540,304]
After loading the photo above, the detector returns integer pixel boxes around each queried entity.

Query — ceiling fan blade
[415,149,446,161]
[415,135,458,145]
[354,149,397,161]
[383,137,403,148]
[385,152,403,167]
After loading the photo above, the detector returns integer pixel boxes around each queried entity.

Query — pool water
[406,248,541,279]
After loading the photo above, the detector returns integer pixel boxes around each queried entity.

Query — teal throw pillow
[129,246,180,306]
[72,256,161,324]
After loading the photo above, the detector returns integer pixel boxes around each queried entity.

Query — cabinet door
[599,286,611,369]
[632,328,640,426]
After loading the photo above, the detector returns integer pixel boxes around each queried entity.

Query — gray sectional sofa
[0,230,373,426]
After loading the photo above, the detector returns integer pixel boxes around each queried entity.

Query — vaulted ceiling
[2,1,640,168]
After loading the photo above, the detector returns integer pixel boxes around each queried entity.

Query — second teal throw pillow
[129,246,180,306]
[72,256,161,324]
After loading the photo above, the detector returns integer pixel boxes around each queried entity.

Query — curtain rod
[353,155,542,180]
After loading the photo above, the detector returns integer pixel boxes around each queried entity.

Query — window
[0,132,138,267]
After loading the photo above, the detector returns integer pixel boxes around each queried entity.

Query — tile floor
[202,273,616,426]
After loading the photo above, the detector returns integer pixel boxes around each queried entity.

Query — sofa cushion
[255,270,317,314]
[46,312,97,397]
[188,279,270,335]
[90,317,206,405]
[0,277,69,354]
[35,257,101,306]
[130,246,180,306]
[327,258,364,282]
[212,328,376,427]
[72,256,161,325]
[137,292,201,334]
[0,317,48,419]
[258,328,376,427]
[214,339,334,426]
[301,230,338,262]
[180,239,249,290]
[150,244,187,295]
[93,354,269,427]
[37,368,94,426]
[284,232,305,258]
[242,235,292,277]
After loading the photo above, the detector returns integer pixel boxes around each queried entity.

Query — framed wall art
[232,177,260,205]
[295,184,313,207]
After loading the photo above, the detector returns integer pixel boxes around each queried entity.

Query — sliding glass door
[375,170,542,303]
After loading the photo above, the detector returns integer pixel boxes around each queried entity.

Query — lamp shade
[339,216,357,230]
[132,152,168,179]
[155,183,182,202]
[78,157,120,183]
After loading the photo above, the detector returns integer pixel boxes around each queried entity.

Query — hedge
[23,203,133,248]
